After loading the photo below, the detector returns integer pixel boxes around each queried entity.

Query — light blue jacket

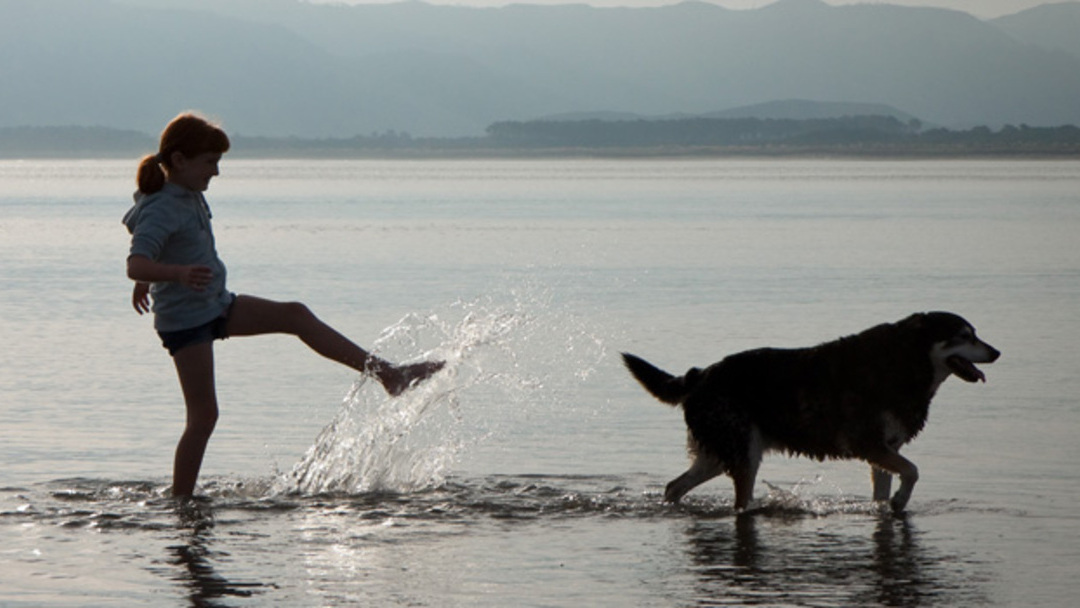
[122,183,232,332]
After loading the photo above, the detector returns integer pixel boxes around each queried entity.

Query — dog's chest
[879,408,925,448]
[928,364,952,397]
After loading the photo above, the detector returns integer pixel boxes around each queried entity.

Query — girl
[123,112,444,497]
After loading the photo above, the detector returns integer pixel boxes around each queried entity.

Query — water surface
[1,158,1077,606]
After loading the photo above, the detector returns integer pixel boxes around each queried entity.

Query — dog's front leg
[867,451,919,513]
[871,466,893,502]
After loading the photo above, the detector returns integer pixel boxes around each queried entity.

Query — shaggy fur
[623,312,999,513]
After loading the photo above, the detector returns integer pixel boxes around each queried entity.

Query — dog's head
[906,312,1001,383]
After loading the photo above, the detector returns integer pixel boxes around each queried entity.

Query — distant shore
[2,120,1079,160]
[227,143,1080,160]
[3,147,1077,160]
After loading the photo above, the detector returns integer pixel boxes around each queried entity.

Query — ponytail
[136,112,230,194]
[136,153,167,194]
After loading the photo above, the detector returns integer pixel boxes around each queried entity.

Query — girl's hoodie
[122,183,232,332]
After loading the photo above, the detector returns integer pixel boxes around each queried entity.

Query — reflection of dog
[623,312,1000,512]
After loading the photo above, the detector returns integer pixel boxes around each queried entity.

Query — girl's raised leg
[225,295,443,395]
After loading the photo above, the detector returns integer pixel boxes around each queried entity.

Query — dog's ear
[900,313,926,330]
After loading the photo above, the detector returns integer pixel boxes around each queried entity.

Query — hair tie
[155,151,168,164]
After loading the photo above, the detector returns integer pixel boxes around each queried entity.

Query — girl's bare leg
[225,295,443,395]
[171,341,218,497]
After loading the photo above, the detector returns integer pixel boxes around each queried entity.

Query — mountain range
[1,0,1078,137]
[540,100,921,125]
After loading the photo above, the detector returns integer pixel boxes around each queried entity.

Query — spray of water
[273,284,607,496]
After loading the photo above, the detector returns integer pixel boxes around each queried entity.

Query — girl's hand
[178,265,214,292]
[132,282,151,314]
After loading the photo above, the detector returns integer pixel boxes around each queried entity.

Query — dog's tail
[622,353,701,406]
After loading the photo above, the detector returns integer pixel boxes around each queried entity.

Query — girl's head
[137,112,230,194]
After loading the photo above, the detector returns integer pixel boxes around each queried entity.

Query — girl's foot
[379,360,445,396]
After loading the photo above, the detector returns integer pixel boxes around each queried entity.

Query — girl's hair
[137,112,231,194]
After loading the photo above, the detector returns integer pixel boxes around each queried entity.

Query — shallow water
[1,474,1003,607]
[1,158,1078,606]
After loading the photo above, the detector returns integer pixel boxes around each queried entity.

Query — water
[1,158,1078,606]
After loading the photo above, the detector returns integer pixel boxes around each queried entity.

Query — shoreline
[3,145,1080,161]
[4,120,1079,160]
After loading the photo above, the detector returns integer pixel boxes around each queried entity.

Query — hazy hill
[537,100,919,124]
[702,100,920,123]
[992,2,1080,60]
[1,0,1078,137]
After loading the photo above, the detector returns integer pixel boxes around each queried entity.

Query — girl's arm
[127,255,214,292]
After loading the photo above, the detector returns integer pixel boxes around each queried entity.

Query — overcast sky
[312,1,1058,19]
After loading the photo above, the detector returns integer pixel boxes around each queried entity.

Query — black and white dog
[623,312,999,513]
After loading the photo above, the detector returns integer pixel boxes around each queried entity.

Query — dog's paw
[889,493,911,514]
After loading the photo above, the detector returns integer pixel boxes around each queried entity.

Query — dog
[623,312,999,513]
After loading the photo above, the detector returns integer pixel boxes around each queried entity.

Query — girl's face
[167,151,222,192]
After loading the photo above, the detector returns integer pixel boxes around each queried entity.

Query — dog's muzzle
[948,342,1000,383]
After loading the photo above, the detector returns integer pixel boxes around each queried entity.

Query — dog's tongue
[947,355,986,383]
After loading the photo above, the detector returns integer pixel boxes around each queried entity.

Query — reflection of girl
[123,112,443,497]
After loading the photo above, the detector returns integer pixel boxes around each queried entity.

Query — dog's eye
[946,331,975,348]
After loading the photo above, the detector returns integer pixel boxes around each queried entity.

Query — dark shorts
[157,297,237,356]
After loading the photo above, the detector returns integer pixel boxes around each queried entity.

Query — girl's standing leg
[171,341,219,497]
[225,295,443,396]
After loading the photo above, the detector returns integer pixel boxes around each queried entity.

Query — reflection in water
[867,514,928,607]
[684,511,988,607]
[166,500,274,607]
[3,478,1000,606]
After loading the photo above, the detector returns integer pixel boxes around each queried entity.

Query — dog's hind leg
[664,452,724,503]
[730,429,764,511]
[871,466,893,502]
[867,451,919,513]
[731,460,761,511]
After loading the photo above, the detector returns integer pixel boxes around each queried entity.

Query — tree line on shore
[2,116,1079,158]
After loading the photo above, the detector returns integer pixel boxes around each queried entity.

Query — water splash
[274,285,607,495]
[758,477,876,516]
